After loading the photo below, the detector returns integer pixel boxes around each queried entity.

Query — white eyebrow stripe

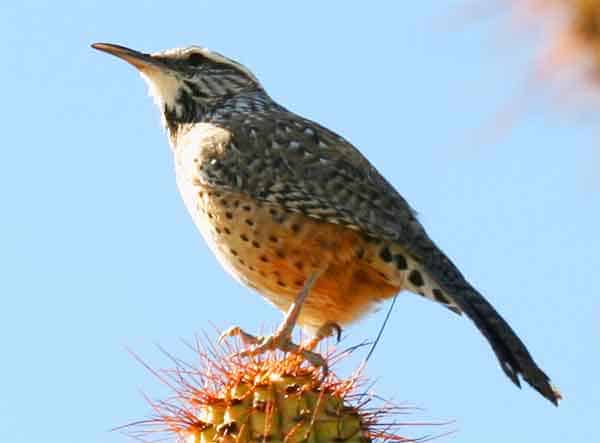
[151,46,259,84]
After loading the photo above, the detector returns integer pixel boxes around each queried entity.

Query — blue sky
[1,1,598,442]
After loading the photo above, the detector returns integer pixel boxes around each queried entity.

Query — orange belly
[184,187,402,331]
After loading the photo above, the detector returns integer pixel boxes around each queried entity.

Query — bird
[92,42,561,405]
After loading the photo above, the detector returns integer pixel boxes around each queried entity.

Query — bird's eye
[187,52,207,66]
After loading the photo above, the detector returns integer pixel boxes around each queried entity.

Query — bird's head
[92,43,261,129]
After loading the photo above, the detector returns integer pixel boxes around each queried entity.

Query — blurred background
[0,1,598,442]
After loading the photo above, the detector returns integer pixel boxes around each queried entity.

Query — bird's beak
[91,43,166,73]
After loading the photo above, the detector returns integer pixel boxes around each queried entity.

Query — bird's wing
[200,110,423,242]
[197,109,561,405]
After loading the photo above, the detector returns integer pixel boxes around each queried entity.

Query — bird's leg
[219,271,337,373]
[219,272,319,351]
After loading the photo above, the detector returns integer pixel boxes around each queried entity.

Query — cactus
[185,371,366,443]
[124,339,429,443]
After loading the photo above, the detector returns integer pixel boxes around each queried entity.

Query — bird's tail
[450,284,561,405]
[421,248,562,405]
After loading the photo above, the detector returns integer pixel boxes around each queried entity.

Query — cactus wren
[92,43,561,405]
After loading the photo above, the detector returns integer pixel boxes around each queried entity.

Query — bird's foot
[218,322,342,376]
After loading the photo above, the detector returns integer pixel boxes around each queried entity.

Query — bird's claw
[218,326,260,347]
[304,321,343,351]
[217,324,340,377]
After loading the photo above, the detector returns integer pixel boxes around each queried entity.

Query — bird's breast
[171,123,402,331]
